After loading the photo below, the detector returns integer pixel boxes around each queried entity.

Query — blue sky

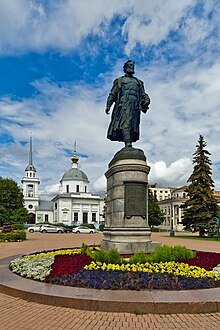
[0,0,220,198]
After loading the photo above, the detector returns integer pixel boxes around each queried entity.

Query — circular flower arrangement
[9,248,220,290]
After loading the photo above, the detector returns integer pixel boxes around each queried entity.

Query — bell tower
[21,134,40,222]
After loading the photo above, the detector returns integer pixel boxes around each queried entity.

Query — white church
[21,137,105,226]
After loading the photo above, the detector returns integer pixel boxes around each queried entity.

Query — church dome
[61,167,89,182]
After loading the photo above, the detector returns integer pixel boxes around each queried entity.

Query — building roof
[35,200,53,211]
[61,167,89,182]
[172,185,188,192]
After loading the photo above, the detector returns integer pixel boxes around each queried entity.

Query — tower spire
[25,133,36,172]
[29,132,33,166]
[71,141,79,167]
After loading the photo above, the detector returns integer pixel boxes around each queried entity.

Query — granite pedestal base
[101,227,159,254]
[101,147,160,254]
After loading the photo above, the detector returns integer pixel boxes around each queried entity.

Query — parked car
[62,226,72,233]
[40,225,65,233]
[27,225,42,233]
[72,226,95,234]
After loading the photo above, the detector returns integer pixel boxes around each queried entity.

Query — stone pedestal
[101,147,159,254]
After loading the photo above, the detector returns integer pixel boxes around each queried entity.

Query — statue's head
[123,60,135,75]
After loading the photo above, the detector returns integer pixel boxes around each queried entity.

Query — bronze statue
[105,60,150,147]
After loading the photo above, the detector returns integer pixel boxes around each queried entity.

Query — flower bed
[179,251,220,271]
[9,248,220,290]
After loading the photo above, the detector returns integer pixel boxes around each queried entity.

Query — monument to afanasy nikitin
[102,60,159,254]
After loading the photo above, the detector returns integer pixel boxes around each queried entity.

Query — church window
[83,212,88,223]
[76,185,79,192]
[45,214,49,222]
[85,186,87,193]
[66,185,69,193]
[74,212,78,222]
[28,184,33,197]
[28,204,33,209]
[63,212,68,221]
[30,173,32,177]
[92,213,96,222]
[33,173,35,178]
[55,203,57,209]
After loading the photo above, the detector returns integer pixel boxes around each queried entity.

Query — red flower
[46,253,92,280]
[178,251,220,271]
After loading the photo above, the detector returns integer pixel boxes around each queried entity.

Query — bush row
[80,244,196,265]
[0,230,26,242]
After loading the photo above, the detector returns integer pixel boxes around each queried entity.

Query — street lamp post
[170,192,175,237]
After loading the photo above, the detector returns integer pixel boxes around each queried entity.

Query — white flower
[212,264,220,274]
[9,256,54,281]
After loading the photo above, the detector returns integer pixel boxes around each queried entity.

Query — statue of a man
[105,60,150,147]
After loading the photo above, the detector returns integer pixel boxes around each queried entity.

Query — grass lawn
[171,235,220,242]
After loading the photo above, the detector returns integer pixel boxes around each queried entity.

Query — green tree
[12,207,29,223]
[0,177,28,225]
[148,188,165,227]
[181,135,219,235]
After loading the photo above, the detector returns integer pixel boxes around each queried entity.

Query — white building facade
[22,138,105,226]
[151,185,220,231]
[51,152,105,226]
[157,186,188,231]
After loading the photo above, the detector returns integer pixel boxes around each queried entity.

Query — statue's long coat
[106,76,150,143]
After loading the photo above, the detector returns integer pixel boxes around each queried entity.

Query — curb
[1,255,220,314]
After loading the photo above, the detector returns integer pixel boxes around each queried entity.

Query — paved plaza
[1,232,220,329]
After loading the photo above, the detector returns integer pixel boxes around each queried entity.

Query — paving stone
[1,232,220,329]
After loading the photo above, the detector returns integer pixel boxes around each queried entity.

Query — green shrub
[150,245,195,263]
[107,249,123,264]
[0,229,26,242]
[80,223,95,229]
[129,251,152,264]
[99,224,105,231]
[93,249,108,263]
[80,243,94,257]
[80,244,195,265]
[128,245,195,264]
[12,223,24,230]
[92,248,123,264]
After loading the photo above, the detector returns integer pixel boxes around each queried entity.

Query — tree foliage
[0,177,29,225]
[148,188,165,226]
[181,135,219,232]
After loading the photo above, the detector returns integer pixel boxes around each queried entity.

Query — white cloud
[92,175,106,192]
[1,53,220,192]
[0,0,206,55]
[0,0,129,54]
[40,183,60,200]
[1,1,220,194]
[122,0,194,54]
[149,158,192,187]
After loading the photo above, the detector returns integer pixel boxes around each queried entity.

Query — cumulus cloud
[122,0,193,54]
[1,0,220,194]
[0,0,128,53]
[1,53,220,192]
[149,158,192,187]
[40,183,60,200]
[0,0,209,56]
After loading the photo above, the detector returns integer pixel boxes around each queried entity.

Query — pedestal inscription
[124,181,147,219]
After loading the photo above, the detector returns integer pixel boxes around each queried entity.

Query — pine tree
[182,135,219,234]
